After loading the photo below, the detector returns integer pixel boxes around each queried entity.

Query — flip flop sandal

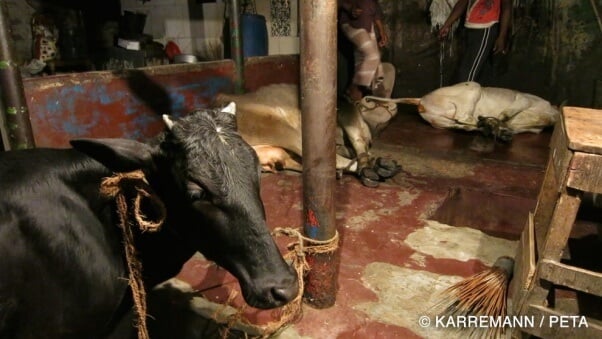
[360,167,380,188]
[374,157,402,179]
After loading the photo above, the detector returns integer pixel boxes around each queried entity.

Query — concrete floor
[150,106,600,338]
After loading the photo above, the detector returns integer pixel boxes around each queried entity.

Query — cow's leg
[337,99,403,186]
[253,145,303,173]
[356,152,371,172]
[282,157,303,172]
[335,126,355,159]
[337,100,372,166]
[336,155,357,173]
[502,104,558,134]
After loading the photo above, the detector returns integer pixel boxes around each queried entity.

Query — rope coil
[100,170,166,339]
[217,228,339,338]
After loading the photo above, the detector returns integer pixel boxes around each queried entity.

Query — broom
[431,256,514,338]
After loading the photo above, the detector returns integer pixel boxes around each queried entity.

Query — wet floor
[152,106,601,338]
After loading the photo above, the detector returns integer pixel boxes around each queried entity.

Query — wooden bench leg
[541,191,581,260]
[524,192,581,309]
[533,157,561,255]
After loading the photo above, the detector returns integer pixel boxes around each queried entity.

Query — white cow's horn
[162,114,175,130]
[221,102,236,115]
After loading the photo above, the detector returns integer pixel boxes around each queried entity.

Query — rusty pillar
[229,0,244,94]
[300,0,339,308]
[0,1,35,150]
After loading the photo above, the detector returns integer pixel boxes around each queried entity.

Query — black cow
[0,103,298,338]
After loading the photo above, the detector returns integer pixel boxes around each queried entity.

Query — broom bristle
[430,257,514,338]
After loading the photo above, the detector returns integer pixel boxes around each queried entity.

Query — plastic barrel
[224,14,268,58]
[241,14,268,57]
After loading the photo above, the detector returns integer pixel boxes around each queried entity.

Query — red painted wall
[23,55,299,148]
[244,55,299,92]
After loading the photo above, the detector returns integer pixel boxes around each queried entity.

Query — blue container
[222,14,268,59]
[241,14,268,57]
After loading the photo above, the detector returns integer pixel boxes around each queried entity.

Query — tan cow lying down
[215,83,401,186]
[370,81,559,141]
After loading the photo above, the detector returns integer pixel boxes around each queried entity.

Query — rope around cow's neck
[100,170,166,339]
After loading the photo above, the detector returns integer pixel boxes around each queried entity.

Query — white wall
[120,0,299,59]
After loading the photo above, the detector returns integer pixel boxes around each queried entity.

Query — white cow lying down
[372,82,559,140]
[214,83,401,185]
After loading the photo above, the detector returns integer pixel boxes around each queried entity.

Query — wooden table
[511,106,602,338]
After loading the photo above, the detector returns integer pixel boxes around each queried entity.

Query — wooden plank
[533,118,567,254]
[519,214,536,291]
[562,106,602,154]
[549,115,563,150]
[533,157,561,254]
[550,117,572,192]
[510,213,537,315]
[542,193,581,260]
[567,152,602,194]
[533,118,572,254]
[538,259,602,296]
[521,304,602,338]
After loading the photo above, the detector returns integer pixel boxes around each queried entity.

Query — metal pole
[229,0,244,94]
[0,95,10,150]
[300,0,339,308]
[0,0,35,150]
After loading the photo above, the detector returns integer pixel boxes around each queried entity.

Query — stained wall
[381,0,602,107]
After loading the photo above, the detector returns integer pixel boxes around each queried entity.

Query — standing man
[339,0,389,102]
[439,0,512,83]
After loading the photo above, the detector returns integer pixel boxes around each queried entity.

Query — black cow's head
[70,103,298,309]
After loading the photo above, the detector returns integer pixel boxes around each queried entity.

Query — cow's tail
[363,96,421,105]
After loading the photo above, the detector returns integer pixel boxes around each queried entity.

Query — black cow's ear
[70,138,155,173]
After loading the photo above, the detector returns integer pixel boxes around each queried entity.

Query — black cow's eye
[188,189,206,201]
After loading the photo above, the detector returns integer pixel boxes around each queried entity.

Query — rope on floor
[218,228,340,339]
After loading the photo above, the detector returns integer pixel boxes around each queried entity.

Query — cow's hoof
[336,169,343,179]
[360,167,380,187]
[357,153,371,170]
[469,135,495,153]
[374,157,402,179]
[497,128,514,143]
